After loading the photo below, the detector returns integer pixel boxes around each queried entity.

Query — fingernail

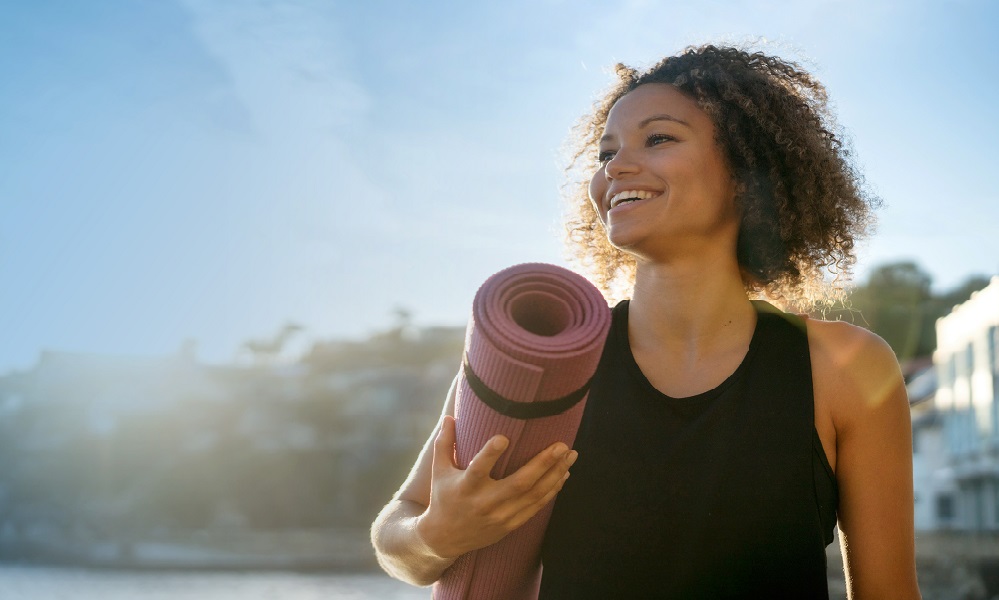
[491,437,508,451]
[566,451,579,466]
[552,444,568,459]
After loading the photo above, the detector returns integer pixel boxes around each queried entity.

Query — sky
[1,0,997,374]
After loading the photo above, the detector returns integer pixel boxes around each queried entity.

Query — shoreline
[0,527,379,573]
[0,557,380,573]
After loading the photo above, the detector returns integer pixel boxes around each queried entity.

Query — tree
[855,262,933,360]
[241,322,304,364]
[828,262,990,361]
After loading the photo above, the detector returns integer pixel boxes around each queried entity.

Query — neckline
[615,299,771,402]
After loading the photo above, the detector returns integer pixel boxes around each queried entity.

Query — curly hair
[563,44,879,309]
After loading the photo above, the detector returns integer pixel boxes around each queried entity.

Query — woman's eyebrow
[638,114,690,128]
[599,113,692,143]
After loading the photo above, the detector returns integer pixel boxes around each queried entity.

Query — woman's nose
[604,148,639,179]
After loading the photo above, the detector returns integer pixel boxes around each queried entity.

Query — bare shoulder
[805,318,906,432]
[803,320,919,596]
[806,318,899,375]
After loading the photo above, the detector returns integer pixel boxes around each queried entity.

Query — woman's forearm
[371,499,457,586]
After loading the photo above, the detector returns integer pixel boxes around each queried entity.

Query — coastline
[0,527,379,572]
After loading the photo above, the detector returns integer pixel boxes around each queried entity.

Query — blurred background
[1,0,997,598]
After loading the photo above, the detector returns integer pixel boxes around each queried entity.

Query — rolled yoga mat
[433,263,611,600]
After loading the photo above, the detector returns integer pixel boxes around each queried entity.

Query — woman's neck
[628,257,756,357]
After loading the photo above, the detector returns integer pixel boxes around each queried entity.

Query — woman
[371,45,920,599]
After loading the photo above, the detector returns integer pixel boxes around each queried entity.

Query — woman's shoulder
[804,317,907,428]
[805,318,898,375]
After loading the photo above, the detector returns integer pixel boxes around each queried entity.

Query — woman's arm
[809,321,921,599]
[370,375,577,586]
[369,378,458,585]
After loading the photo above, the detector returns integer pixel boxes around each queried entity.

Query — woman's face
[588,83,739,261]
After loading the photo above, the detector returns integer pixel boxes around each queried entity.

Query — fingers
[480,444,576,518]
[502,442,573,491]
[432,415,458,471]
[503,447,577,510]
[463,442,577,537]
[504,453,576,530]
[467,437,570,483]
[529,448,577,498]
[507,470,571,530]
[466,435,510,479]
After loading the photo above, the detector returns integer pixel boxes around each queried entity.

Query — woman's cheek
[588,175,607,222]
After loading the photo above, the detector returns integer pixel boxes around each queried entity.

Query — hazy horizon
[3,0,997,375]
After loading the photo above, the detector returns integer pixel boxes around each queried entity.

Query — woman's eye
[597,150,616,164]
[648,133,676,146]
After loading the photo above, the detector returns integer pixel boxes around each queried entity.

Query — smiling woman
[371,44,920,600]
[565,48,878,309]
[587,84,741,270]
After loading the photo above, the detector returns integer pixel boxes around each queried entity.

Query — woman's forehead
[603,84,709,135]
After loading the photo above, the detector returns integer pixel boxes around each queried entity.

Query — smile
[609,189,662,209]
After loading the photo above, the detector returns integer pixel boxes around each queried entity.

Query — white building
[933,276,999,531]
[910,367,957,531]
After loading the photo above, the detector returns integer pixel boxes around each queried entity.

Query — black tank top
[540,300,838,599]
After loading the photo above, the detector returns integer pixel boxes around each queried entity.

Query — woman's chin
[605,224,646,250]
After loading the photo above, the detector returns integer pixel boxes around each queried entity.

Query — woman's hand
[371,377,577,585]
[415,415,577,559]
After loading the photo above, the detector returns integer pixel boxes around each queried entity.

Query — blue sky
[2,0,997,373]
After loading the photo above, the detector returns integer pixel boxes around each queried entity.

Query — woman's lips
[608,189,663,213]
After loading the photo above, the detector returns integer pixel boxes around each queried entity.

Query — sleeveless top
[539,300,838,599]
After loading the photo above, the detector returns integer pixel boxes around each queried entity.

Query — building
[909,365,958,531]
[933,276,999,531]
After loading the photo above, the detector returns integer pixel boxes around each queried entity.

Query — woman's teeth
[610,190,659,209]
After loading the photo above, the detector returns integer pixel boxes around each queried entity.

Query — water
[0,565,430,599]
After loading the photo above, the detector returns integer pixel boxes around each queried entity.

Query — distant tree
[856,262,933,359]
[241,322,304,364]
[391,306,414,333]
[827,262,990,360]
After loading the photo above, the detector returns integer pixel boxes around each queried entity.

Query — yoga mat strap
[462,355,592,420]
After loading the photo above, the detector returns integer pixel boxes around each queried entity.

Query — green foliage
[824,262,990,360]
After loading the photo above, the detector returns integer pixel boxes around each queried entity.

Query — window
[990,325,999,385]
[990,326,999,371]
[964,343,976,378]
[936,494,955,521]
[939,354,955,390]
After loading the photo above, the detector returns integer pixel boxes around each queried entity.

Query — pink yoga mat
[433,263,611,600]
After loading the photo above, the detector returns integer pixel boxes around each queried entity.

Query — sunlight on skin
[840,334,902,410]
[813,319,905,412]
[808,318,918,599]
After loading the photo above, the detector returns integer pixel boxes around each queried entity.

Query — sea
[0,565,430,599]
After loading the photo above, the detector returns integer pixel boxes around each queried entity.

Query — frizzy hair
[562,44,878,308]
